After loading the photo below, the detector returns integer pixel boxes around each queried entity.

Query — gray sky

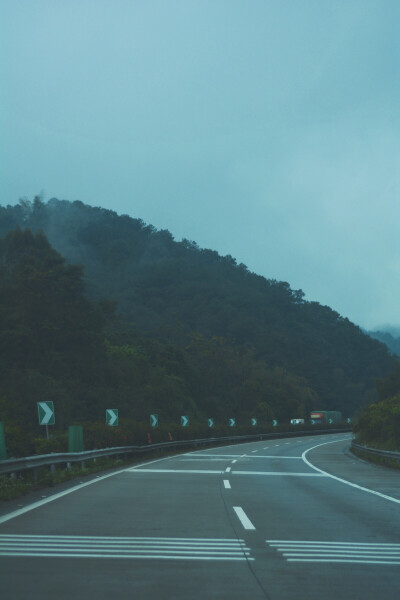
[1,0,399,330]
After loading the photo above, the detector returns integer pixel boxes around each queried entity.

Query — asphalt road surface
[1,433,400,599]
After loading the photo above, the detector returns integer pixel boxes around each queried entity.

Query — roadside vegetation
[354,362,400,453]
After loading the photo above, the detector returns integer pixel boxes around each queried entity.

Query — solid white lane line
[2,535,247,543]
[0,453,182,525]
[232,471,325,477]
[287,558,400,565]
[128,469,223,474]
[301,438,400,505]
[0,552,254,561]
[233,507,256,530]
[242,456,302,459]
[268,541,400,547]
[223,480,231,489]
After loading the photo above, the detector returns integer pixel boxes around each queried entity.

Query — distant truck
[310,411,342,424]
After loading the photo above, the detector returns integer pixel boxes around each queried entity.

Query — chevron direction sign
[181,415,189,427]
[106,409,119,426]
[208,418,214,428]
[229,418,235,427]
[37,402,55,426]
[272,419,278,427]
[150,414,158,428]
[251,418,257,426]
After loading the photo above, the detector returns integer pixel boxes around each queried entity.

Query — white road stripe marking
[223,480,231,489]
[301,437,400,505]
[0,552,254,561]
[268,541,400,547]
[233,507,256,530]
[231,460,237,464]
[0,454,179,525]
[127,469,324,477]
[0,535,252,561]
[267,540,400,565]
[242,456,302,459]
[232,471,325,477]
[287,559,400,565]
[184,454,247,458]
[2,535,247,542]
[128,469,223,474]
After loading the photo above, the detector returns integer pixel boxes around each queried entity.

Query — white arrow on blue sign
[106,409,119,426]
[181,415,189,427]
[208,418,214,428]
[329,418,333,424]
[37,402,55,425]
[272,419,278,427]
[347,418,351,424]
[229,418,235,427]
[150,414,158,427]
[251,418,257,426]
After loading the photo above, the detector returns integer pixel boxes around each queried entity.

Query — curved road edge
[302,436,400,505]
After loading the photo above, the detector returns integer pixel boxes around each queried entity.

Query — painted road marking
[231,459,237,464]
[232,471,325,477]
[127,469,324,477]
[233,507,256,530]
[301,437,400,505]
[184,454,251,458]
[242,455,302,459]
[223,480,231,489]
[0,535,253,561]
[267,540,400,565]
[128,469,223,474]
[0,453,181,525]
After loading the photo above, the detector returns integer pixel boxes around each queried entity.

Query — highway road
[1,433,400,599]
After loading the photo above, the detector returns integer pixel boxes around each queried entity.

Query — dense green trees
[354,362,400,450]
[0,197,396,456]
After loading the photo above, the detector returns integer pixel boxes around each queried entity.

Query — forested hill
[367,330,400,358]
[0,197,395,417]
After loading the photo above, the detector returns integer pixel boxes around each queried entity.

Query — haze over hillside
[0,197,395,426]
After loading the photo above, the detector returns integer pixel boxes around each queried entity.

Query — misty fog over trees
[0,197,398,454]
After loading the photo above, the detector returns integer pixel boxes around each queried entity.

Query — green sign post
[0,422,6,461]
[106,409,119,426]
[37,401,55,439]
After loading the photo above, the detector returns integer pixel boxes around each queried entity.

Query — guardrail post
[50,463,56,475]
[66,462,71,471]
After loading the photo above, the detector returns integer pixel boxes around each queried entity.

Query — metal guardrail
[0,428,351,477]
[351,441,400,465]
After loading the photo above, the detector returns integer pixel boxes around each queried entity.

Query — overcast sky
[1,0,399,330]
